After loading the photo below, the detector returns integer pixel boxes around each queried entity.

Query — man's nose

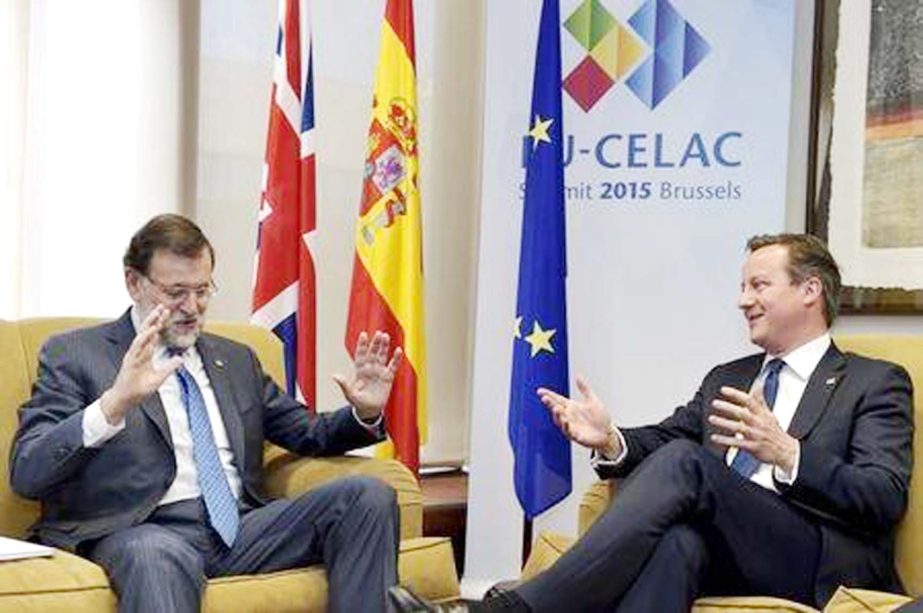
[177,291,199,312]
[738,287,753,309]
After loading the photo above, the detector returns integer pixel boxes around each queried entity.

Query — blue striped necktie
[173,360,239,547]
[729,358,785,479]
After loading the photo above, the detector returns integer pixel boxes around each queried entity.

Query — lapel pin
[215,359,225,369]
[825,377,836,386]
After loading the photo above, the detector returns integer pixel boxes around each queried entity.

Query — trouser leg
[85,522,206,613]
[516,440,821,612]
[213,475,399,613]
[615,524,708,613]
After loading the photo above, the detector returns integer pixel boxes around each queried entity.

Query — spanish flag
[345,0,426,474]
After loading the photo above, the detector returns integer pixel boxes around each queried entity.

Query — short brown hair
[746,233,840,325]
[123,214,215,275]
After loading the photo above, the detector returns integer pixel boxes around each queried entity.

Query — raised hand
[334,331,403,421]
[537,375,615,452]
[101,305,183,424]
[708,384,799,474]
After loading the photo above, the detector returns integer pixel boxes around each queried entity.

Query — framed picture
[808,0,923,313]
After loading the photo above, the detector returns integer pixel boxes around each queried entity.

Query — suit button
[54,447,69,460]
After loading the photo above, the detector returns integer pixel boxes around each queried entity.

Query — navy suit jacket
[9,311,382,551]
[596,344,913,604]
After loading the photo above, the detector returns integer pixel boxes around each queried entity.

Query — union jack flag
[251,0,317,407]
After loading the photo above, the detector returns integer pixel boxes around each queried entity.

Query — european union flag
[508,0,571,519]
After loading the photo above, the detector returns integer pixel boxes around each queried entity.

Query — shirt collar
[765,332,831,381]
[129,305,142,336]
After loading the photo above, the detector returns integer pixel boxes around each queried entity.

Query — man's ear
[801,276,823,308]
[125,268,143,302]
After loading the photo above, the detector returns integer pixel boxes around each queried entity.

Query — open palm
[537,375,612,449]
[104,305,183,423]
[334,331,403,420]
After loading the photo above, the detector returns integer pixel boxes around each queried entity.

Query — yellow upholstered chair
[524,335,923,613]
[0,318,459,611]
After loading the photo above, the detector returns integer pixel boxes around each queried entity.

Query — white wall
[0,0,29,318]
[3,0,196,318]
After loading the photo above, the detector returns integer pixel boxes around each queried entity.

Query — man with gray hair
[12,214,403,613]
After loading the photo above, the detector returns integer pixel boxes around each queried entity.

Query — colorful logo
[564,0,710,111]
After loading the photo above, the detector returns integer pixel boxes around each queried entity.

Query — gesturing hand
[102,305,183,424]
[708,384,799,474]
[334,331,403,420]
[537,375,615,452]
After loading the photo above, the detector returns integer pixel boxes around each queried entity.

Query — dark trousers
[517,440,822,612]
[84,476,399,613]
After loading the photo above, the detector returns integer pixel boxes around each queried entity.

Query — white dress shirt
[595,332,832,493]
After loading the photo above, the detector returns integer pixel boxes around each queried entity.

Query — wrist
[597,425,621,458]
[357,409,381,424]
[776,437,798,474]
[354,403,381,422]
[100,388,130,425]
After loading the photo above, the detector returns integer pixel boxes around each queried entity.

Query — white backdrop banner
[464,0,797,597]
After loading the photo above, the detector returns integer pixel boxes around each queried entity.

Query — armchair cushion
[398,537,461,604]
[693,597,820,612]
[0,549,114,612]
[520,532,573,581]
[263,448,424,540]
[820,587,912,613]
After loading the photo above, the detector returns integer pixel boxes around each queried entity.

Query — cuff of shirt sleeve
[773,441,800,485]
[352,407,384,435]
[82,399,126,448]
[591,427,628,468]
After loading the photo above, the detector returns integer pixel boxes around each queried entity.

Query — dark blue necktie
[174,363,239,547]
[729,358,785,479]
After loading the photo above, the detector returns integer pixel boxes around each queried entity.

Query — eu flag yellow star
[524,320,556,357]
[528,114,553,149]
[514,316,523,339]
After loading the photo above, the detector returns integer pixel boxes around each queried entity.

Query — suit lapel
[197,336,246,469]
[102,310,135,372]
[788,343,846,438]
[728,356,764,392]
[103,309,173,449]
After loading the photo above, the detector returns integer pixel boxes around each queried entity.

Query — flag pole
[522,518,534,567]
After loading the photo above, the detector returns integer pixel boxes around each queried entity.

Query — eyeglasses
[143,275,218,306]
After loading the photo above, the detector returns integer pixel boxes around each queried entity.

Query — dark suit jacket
[596,343,913,605]
[9,311,382,552]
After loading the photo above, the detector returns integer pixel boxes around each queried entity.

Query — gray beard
[160,326,199,350]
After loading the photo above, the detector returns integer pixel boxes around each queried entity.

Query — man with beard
[10,214,403,613]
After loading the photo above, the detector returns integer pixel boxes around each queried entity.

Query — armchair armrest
[263,445,423,540]
[578,480,619,536]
